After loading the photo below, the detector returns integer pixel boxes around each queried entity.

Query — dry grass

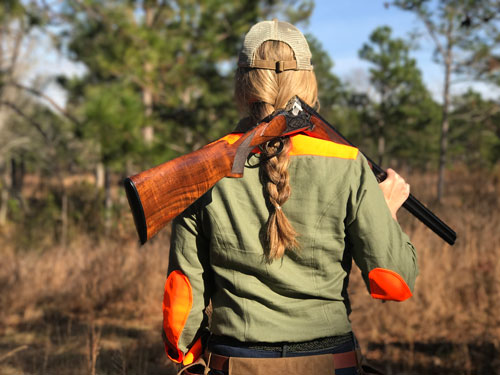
[0,230,177,375]
[349,166,500,374]
[1,167,499,374]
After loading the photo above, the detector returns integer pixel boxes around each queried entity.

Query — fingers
[402,182,410,200]
[386,168,396,178]
[380,168,395,184]
[385,169,405,185]
[378,168,410,220]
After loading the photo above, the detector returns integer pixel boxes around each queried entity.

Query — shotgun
[125,96,456,246]
[124,100,314,244]
[292,96,457,245]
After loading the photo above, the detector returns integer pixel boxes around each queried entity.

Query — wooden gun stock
[297,97,457,245]
[124,115,288,244]
[124,103,314,244]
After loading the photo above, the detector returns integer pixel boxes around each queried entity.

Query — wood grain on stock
[125,115,287,244]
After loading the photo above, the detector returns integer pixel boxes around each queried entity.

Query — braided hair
[234,40,318,260]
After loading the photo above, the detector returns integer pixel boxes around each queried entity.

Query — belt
[206,350,358,372]
[209,333,354,352]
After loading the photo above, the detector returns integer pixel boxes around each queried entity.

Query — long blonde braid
[234,40,318,260]
[260,137,299,259]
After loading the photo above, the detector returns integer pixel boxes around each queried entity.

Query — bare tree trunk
[377,93,387,166]
[11,157,26,203]
[95,162,105,189]
[437,38,453,202]
[142,85,154,144]
[377,118,385,166]
[142,4,155,145]
[61,189,68,247]
[11,158,25,193]
[104,166,112,234]
[86,316,101,375]
[0,161,10,226]
[0,12,35,225]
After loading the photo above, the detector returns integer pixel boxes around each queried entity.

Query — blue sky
[306,1,440,95]
[305,1,499,100]
[307,1,420,69]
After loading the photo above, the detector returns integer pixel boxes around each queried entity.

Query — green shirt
[167,134,418,355]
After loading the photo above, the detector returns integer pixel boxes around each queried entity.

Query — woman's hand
[378,168,410,221]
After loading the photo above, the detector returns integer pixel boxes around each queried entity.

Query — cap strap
[239,59,298,72]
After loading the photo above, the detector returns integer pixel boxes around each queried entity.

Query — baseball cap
[238,19,313,72]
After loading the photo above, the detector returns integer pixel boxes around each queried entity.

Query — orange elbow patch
[368,268,412,301]
[162,270,193,363]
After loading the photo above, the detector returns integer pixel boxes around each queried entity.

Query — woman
[162,19,418,375]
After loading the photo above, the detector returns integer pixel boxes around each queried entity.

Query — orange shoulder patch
[289,134,358,159]
[211,133,358,160]
[368,268,412,302]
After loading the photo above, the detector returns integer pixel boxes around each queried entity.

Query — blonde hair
[234,40,318,261]
[235,40,318,123]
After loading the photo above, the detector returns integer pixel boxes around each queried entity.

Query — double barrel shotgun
[124,96,456,246]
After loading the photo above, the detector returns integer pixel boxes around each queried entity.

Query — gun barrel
[403,194,456,245]
[370,162,456,245]
[299,97,457,246]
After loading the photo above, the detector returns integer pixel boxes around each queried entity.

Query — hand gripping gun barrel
[124,96,456,246]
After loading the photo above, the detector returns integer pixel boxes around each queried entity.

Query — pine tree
[391,0,498,200]
[359,26,439,167]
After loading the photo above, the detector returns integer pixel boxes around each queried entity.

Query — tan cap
[238,19,313,72]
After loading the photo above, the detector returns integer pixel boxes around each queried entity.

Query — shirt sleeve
[345,154,419,301]
[162,200,212,364]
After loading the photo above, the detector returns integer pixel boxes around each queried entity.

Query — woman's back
[163,19,417,375]
[170,133,417,345]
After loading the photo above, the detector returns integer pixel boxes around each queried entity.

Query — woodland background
[1,1,500,374]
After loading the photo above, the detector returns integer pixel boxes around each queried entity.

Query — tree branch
[7,23,25,79]
[5,81,81,125]
[0,100,50,141]
[420,14,446,57]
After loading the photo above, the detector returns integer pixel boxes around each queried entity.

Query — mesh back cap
[238,19,313,71]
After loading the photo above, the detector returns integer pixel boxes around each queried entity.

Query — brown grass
[1,166,499,374]
[0,229,176,375]
[349,166,500,374]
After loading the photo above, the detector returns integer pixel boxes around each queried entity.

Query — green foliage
[58,0,315,168]
[304,33,367,150]
[0,0,48,32]
[14,191,61,250]
[391,0,500,80]
[65,181,106,235]
[450,89,500,167]
[9,181,128,249]
[0,0,24,23]
[305,33,343,113]
[359,25,439,167]
[457,2,500,84]
[4,0,500,244]
[81,83,146,169]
